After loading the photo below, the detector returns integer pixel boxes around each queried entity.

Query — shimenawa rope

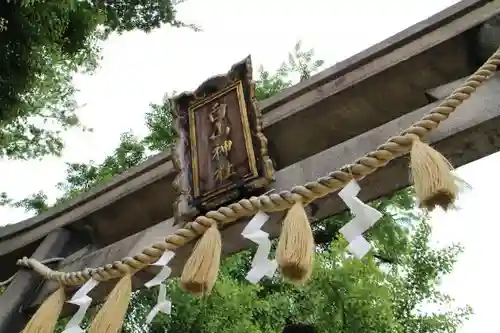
[0,257,64,287]
[15,47,500,287]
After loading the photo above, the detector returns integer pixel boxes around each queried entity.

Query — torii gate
[1,0,500,331]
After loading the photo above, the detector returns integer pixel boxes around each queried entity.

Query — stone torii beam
[28,73,500,311]
[3,0,500,281]
[3,0,500,273]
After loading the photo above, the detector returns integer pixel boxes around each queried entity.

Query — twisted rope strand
[0,257,64,287]
[17,47,500,287]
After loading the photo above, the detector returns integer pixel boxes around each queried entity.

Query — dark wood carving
[171,56,275,223]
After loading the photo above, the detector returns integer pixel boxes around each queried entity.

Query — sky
[0,0,497,331]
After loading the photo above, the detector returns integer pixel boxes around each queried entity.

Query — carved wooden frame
[188,81,258,199]
[170,56,275,224]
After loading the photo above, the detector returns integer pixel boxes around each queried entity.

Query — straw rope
[15,47,500,287]
[0,257,64,287]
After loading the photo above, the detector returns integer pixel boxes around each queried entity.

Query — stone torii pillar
[0,229,72,332]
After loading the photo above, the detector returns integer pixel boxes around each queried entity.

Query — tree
[117,188,470,333]
[0,0,190,160]
[7,42,470,333]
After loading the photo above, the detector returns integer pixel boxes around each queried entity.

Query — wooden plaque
[171,56,275,223]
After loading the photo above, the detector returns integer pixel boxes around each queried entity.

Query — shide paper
[144,250,175,289]
[143,250,175,324]
[338,180,383,258]
[145,283,171,324]
[62,278,99,333]
[242,211,277,283]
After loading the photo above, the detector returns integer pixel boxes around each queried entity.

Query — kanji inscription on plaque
[170,56,274,222]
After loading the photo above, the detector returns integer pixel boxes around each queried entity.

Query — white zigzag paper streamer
[242,211,278,283]
[146,283,171,324]
[338,180,383,258]
[143,250,175,324]
[62,278,99,333]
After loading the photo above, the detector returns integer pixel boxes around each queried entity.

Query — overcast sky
[0,0,497,331]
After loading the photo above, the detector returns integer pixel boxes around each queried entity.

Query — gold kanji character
[209,102,230,141]
[212,140,233,160]
[214,162,233,182]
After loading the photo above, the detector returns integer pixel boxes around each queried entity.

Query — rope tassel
[276,200,315,284]
[22,286,65,333]
[180,223,221,296]
[88,273,132,333]
[410,138,457,211]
